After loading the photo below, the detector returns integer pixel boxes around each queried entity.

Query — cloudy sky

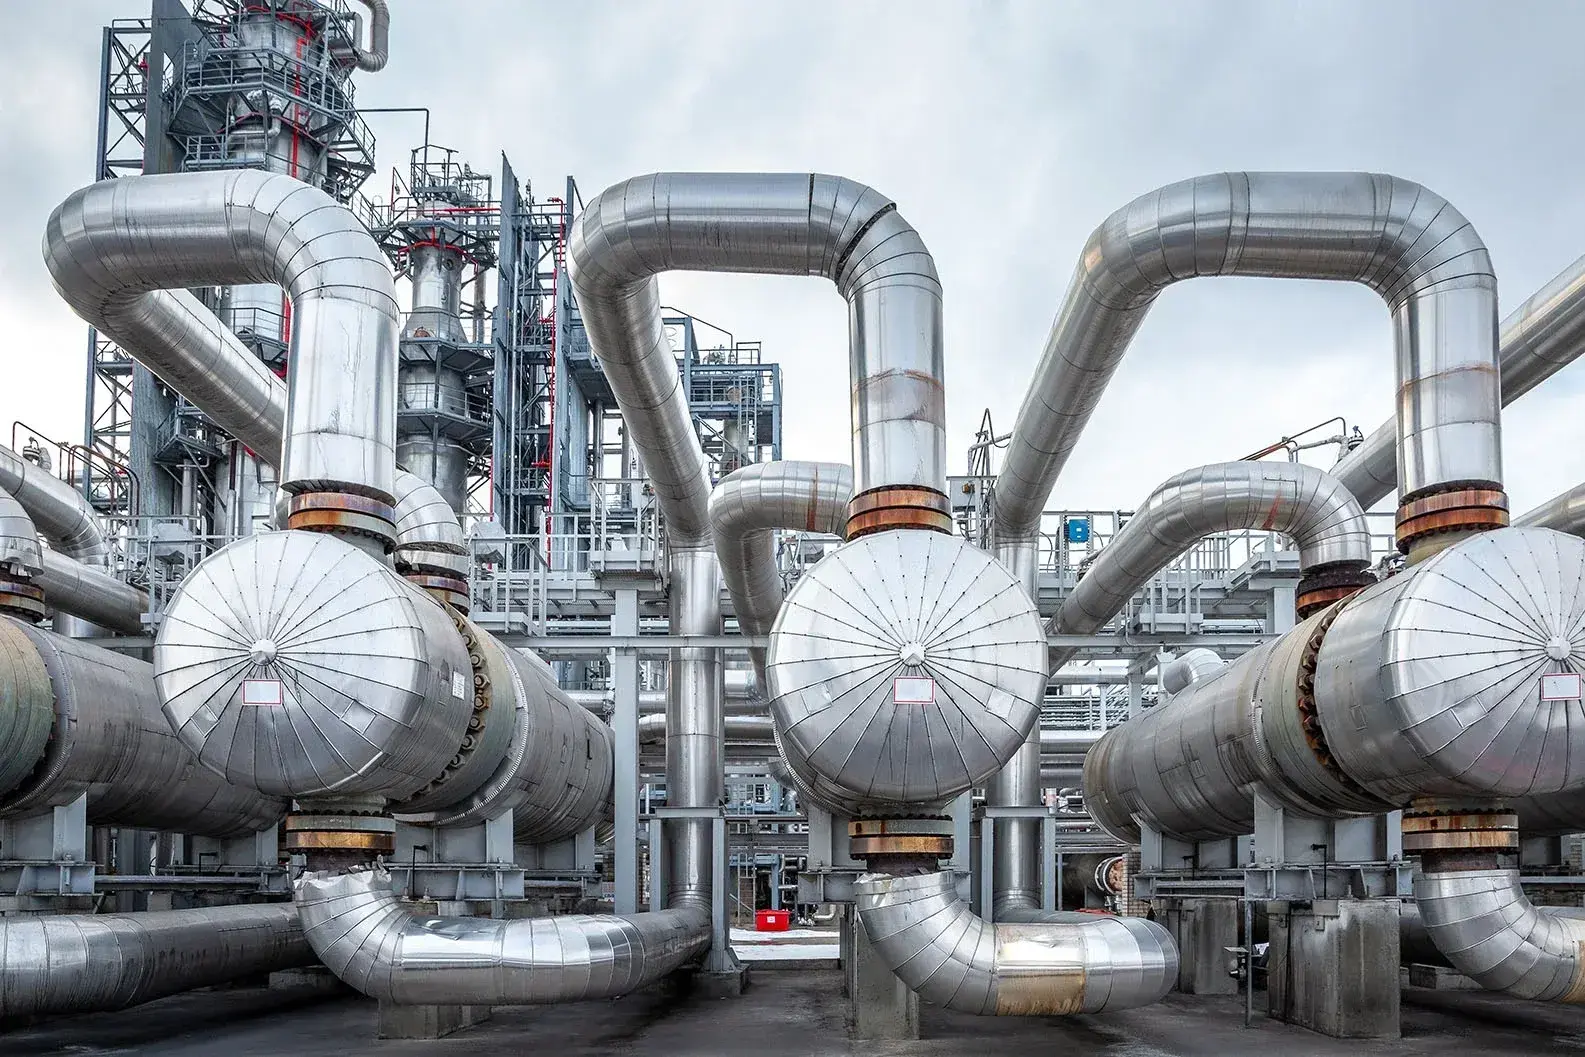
[5,1,1585,517]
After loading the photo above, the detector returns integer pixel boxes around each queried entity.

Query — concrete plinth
[849,914,918,1040]
[1159,897,1239,994]
[377,1003,493,1040]
[1266,899,1399,1039]
[1407,963,1480,991]
[695,948,752,998]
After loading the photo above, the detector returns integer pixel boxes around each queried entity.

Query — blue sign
[1065,518,1091,544]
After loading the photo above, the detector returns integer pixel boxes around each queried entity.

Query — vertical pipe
[666,545,722,912]
[613,588,640,915]
[989,536,1043,918]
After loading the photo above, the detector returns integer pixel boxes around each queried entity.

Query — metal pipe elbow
[709,460,851,680]
[1415,869,1585,1001]
[295,867,709,1004]
[855,872,1176,1015]
[392,469,468,579]
[44,170,399,503]
[351,0,389,71]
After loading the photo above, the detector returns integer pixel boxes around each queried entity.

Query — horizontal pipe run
[0,903,310,1018]
[0,616,286,836]
[36,549,147,636]
[296,867,708,1004]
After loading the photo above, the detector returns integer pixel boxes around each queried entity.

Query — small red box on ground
[755,909,790,932]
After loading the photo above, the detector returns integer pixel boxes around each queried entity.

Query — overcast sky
[5,1,1585,517]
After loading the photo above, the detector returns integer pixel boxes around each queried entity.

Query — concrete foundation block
[694,964,751,998]
[1267,899,1399,1039]
[376,1003,493,1040]
[1407,963,1481,991]
[850,915,918,1040]
[1160,897,1239,995]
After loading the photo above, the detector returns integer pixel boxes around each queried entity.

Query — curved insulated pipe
[1049,461,1371,669]
[0,488,145,634]
[568,173,943,546]
[1415,869,1585,1002]
[296,868,708,1005]
[1334,253,1585,507]
[854,872,1176,1015]
[44,170,399,503]
[351,0,390,72]
[0,444,106,566]
[392,468,469,583]
[0,903,310,1018]
[992,171,1500,550]
[708,460,851,679]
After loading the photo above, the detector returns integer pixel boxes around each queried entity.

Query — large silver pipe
[993,172,1500,552]
[0,444,106,566]
[45,170,399,505]
[296,867,708,1005]
[1516,483,1585,537]
[401,634,614,843]
[59,288,285,463]
[391,468,470,602]
[1334,254,1585,507]
[1159,648,1226,695]
[1050,461,1371,670]
[1086,526,1585,844]
[854,871,1175,1014]
[0,488,145,634]
[351,0,390,72]
[36,549,146,636]
[1415,869,1585,1002]
[0,903,310,1018]
[708,460,851,679]
[568,173,945,546]
[989,536,1045,917]
[0,616,285,836]
[666,544,723,911]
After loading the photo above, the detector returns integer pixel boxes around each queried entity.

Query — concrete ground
[7,971,1585,1056]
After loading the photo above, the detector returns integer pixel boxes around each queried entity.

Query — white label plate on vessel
[1541,672,1582,701]
[453,670,468,700]
[242,678,284,707]
[893,676,936,705]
